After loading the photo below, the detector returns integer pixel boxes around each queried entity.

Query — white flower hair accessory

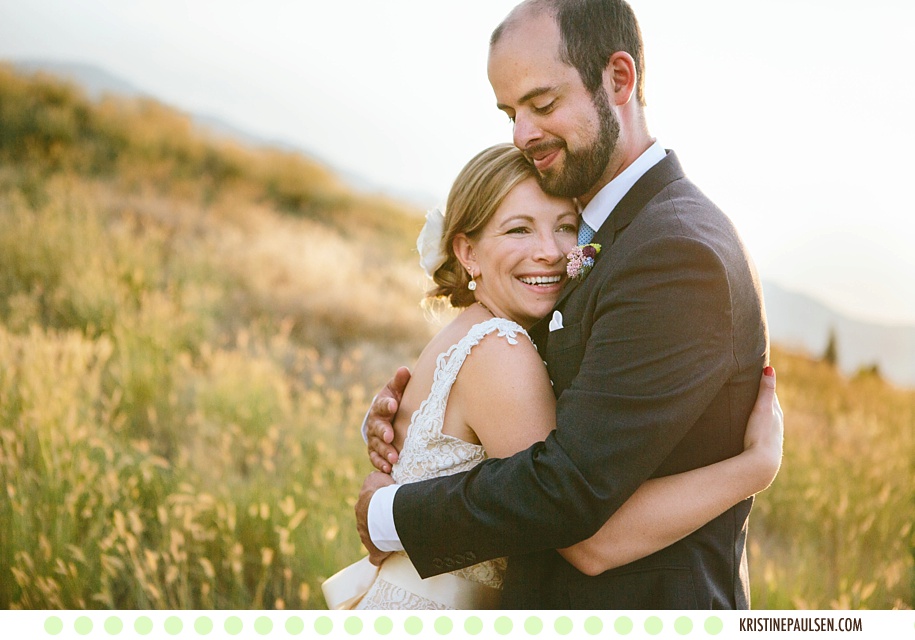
[417,206,447,278]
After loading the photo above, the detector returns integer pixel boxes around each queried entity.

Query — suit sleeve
[394,234,738,578]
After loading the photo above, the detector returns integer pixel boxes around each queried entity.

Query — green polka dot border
[644,615,664,635]
[164,616,183,636]
[314,616,333,636]
[53,612,915,639]
[104,616,124,635]
[134,616,153,636]
[255,616,274,635]
[404,616,423,635]
[286,616,305,635]
[343,616,362,635]
[374,617,393,635]
[495,616,513,635]
[31,613,728,638]
[44,617,63,636]
[675,615,693,635]
[194,616,213,635]
[464,616,484,635]
[434,616,453,635]
[225,616,244,636]
[614,616,634,635]
[584,616,603,635]
[524,616,543,635]
[74,616,93,635]
[705,615,724,635]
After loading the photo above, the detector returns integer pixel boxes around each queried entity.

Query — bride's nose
[533,231,564,263]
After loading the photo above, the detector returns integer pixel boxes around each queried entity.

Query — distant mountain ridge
[763,281,915,387]
[12,60,148,99]
[7,60,914,388]
[9,59,436,207]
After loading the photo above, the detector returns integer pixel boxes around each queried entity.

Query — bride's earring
[467,267,477,291]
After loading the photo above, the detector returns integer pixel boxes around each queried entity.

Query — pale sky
[2,0,913,325]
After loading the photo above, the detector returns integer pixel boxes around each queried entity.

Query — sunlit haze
[1,0,913,325]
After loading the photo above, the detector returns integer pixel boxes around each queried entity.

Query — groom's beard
[532,90,620,199]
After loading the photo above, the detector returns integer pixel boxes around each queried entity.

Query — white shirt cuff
[361,397,376,443]
[368,484,404,552]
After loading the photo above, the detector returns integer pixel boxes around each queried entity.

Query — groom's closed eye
[532,100,556,115]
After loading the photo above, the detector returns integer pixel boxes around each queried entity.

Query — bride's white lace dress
[353,317,531,610]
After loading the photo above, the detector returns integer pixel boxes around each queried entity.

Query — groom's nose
[513,113,543,150]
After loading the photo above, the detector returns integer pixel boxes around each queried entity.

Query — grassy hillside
[750,349,915,609]
[0,66,912,609]
[0,65,433,609]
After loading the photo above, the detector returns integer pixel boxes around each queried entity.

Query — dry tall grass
[751,349,915,609]
[0,66,432,608]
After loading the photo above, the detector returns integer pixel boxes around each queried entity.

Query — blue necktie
[578,219,596,245]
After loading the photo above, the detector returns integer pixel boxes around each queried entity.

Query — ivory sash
[322,553,502,610]
[322,556,380,610]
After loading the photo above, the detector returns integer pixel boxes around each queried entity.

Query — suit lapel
[552,150,686,309]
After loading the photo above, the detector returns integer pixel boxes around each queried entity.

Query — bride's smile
[454,177,578,329]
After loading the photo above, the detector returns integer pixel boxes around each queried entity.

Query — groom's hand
[366,367,411,473]
[355,471,396,566]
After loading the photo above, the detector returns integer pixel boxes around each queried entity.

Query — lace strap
[424,318,531,427]
[396,317,534,462]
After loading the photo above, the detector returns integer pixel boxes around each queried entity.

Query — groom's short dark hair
[492,0,647,106]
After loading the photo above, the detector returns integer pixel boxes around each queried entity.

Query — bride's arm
[559,366,782,575]
[455,336,783,575]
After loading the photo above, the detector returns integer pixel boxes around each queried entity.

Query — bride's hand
[366,367,411,473]
[743,366,784,490]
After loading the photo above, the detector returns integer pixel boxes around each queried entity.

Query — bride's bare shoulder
[450,323,556,456]
[417,309,545,389]
[459,323,544,381]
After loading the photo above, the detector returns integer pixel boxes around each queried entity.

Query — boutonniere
[566,243,601,280]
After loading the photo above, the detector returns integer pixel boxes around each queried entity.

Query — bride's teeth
[520,275,561,285]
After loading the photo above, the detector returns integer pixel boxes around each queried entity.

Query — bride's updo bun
[427,144,538,307]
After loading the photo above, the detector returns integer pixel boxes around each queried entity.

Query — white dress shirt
[368,140,667,552]
[579,139,665,231]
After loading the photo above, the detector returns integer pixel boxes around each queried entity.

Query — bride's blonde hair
[427,144,538,307]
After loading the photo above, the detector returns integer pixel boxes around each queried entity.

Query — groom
[358,0,768,609]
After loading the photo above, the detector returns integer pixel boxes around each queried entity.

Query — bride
[323,143,782,610]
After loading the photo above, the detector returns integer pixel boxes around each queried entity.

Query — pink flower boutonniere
[566,243,601,280]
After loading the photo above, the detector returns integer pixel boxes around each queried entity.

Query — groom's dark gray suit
[392,150,768,609]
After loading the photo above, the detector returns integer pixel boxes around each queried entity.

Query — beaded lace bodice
[389,317,532,590]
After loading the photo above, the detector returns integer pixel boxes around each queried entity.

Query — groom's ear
[453,233,478,274]
[604,51,637,107]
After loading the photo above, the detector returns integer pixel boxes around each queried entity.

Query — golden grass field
[1,66,913,609]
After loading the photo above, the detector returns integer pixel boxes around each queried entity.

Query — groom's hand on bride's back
[365,366,411,473]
